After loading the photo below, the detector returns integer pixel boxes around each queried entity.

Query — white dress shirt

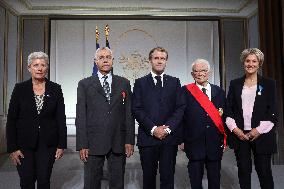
[149,71,171,135]
[196,82,212,101]
[151,71,164,87]
[97,71,112,93]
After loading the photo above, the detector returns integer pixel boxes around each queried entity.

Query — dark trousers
[84,151,126,189]
[234,140,274,189]
[139,145,178,189]
[16,135,56,189]
[187,158,221,189]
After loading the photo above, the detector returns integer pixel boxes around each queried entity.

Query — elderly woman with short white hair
[6,51,67,189]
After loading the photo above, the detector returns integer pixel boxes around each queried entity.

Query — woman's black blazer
[6,78,67,153]
[226,75,277,154]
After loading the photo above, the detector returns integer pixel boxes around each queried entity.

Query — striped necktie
[103,75,111,103]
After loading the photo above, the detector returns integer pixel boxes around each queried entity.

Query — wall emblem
[118,51,150,82]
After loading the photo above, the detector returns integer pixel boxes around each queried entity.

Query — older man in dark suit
[76,47,135,189]
[181,58,226,189]
[132,47,185,189]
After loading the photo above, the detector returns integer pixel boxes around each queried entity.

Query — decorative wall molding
[1,0,257,17]
[20,0,251,13]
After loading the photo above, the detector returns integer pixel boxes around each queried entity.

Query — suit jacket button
[206,125,210,128]
[206,114,209,116]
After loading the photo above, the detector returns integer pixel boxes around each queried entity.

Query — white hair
[94,47,113,60]
[191,58,211,71]
[27,51,49,66]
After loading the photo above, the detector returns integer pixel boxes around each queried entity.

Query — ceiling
[1,0,258,17]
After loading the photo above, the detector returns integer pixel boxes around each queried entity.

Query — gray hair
[27,51,49,66]
[94,47,113,60]
[240,48,264,66]
[191,58,211,71]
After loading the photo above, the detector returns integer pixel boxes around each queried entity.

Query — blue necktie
[155,75,162,89]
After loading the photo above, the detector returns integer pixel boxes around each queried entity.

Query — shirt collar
[196,82,210,91]
[97,71,112,80]
[151,71,164,80]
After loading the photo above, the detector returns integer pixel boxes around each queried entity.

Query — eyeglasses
[193,69,208,74]
[97,55,112,61]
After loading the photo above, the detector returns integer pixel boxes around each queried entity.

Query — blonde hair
[240,48,264,66]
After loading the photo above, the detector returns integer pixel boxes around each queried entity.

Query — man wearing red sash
[181,59,226,189]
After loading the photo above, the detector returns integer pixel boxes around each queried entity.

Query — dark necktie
[103,75,111,103]
[155,75,162,89]
[202,87,208,97]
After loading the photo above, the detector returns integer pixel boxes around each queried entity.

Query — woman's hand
[246,128,260,141]
[55,148,64,160]
[10,150,24,166]
[233,127,250,141]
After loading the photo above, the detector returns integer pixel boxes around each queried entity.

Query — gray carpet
[1,137,284,189]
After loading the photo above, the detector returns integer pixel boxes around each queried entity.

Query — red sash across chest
[186,83,227,147]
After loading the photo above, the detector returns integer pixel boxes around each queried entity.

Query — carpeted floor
[1,136,283,189]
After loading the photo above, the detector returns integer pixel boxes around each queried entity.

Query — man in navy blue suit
[181,58,226,189]
[132,47,185,189]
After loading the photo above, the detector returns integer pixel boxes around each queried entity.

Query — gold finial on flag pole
[105,24,110,40]
[96,26,100,42]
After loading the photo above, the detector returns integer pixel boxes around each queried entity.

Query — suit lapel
[235,76,246,115]
[252,75,264,115]
[160,74,169,98]
[41,79,50,114]
[90,75,106,98]
[211,84,217,102]
[146,73,155,89]
[27,79,38,115]
[110,75,119,108]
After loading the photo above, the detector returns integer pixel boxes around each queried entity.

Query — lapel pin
[121,91,126,104]
[257,85,263,95]
[218,108,223,116]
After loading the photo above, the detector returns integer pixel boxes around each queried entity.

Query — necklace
[246,78,256,82]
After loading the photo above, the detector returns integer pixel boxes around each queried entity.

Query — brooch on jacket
[257,85,263,95]
[218,108,223,116]
[121,91,126,104]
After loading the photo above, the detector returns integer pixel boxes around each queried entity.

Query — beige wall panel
[50,20,220,135]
